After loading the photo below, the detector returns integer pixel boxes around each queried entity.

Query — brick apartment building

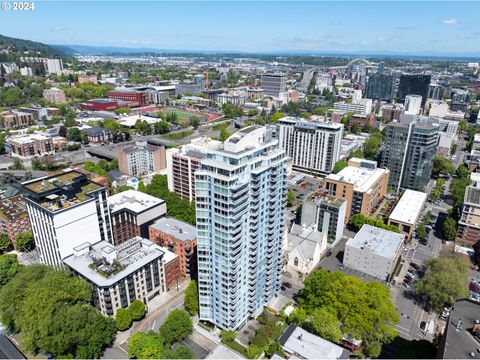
[0,110,35,129]
[0,195,31,244]
[108,190,166,245]
[117,141,166,176]
[149,217,197,275]
[5,134,55,159]
[108,90,150,107]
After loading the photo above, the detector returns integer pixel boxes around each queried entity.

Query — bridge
[329,58,379,70]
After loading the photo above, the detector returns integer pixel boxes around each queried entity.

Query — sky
[0,1,479,56]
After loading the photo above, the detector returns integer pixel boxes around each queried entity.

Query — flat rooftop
[0,195,28,221]
[464,185,480,205]
[62,237,167,287]
[7,133,52,144]
[108,189,164,214]
[279,324,350,359]
[439,299,480,359]
[347,224,404,260]
[21,169,103,212]
[150,217,196,241]
[327,166,387,193]
[388,189,427,225]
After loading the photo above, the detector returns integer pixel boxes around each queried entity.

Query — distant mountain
[0,34,66,58]
[53,44,197,56]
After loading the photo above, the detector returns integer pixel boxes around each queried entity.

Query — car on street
[420,321,427,332]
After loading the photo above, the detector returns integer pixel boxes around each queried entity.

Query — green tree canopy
[415,255,470,311]
[364,133,383,160]
[309,307,343,343]
[159,309,193,345]
[154,120,170,135]
[14,232,34,251]
[269,112,286,124]
[442,216,458,241]
[298,269,399,352]
[0,265,115,358]
[67,127,82,142]
[332,160,348,174]
[184,280,199,316]
[0,254,21,288]
[349,213,399,233]
[128,331,165,359]
[432,156,455,177]
[128,299,146,321]
[0,234,12,253]
[189,116,201,129]
[115,308,133,331]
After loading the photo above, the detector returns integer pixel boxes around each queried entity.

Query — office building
[196,126,288,330]
[63,237,179,316]
[0,110,35,129]
[45,58,63,74]
[437,299,480,359]
[175,82,203,96]
[77,74,98,84]
[0,195,31,244]
[333,99,372,115]
[365,73,394,101]
[344,224,404,280]
[387,189,427,240]
[166,138,221,202]
[325,158,389,223]
[108,190,166,245]
[381,115,439,192]
[451,89,470,103]
[279,324,350,360]
[5,133,54,159]
[193,74,205,91]
[397,74,431,106]
[428,83,444,100]
[405,94,423,115]
[149,217,197,275]
[301,196,346,246]
[428,101,449,118]
[456,183,480,247]
[118,141,166,176]
[21,169,113,266]
[108,89,150,107]
[261,73,286,97]
[43,87,67,104]
[278,117,343,176]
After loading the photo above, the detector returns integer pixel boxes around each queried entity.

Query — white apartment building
[43,87,67,104]
[278,117,343,175]
[334,99,372,114]
[343,224,404,280]
[166,137,221,202]
[22,170,113,266]
[217,93,247,106]
[196,126,288,330]
[45,58,63,74]
[428,101,449,118]
[405,95,423,115]
[63,237,177,316]
[118,141,166,176]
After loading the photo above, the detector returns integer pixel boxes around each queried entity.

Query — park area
[159,107,221,124]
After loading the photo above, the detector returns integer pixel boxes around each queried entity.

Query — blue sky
[1,1,479,55]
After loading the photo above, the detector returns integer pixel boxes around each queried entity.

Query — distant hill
[0,34,66,58]
[53,44,201,56]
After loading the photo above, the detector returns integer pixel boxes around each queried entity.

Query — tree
[9,158,24,170]
[67,127,82,142]
[219,128,231,141]
[456,164,470,179]
[364,342,382,358]
[432,156,455,177]
[364,133,383,160]
[269,112,286,124]
[0,254,21,287]
[128,331,165,359]
[0,234,12,253]
[415,255,470,310]
[184,280,199,316]
[0,265,115,357]
[81,132,89,145]
[222,103,243,119]
[450,143,457,156]
[113,107,131,115]
[416,223,427,240]
[442,216,458,241]
[128,299,146,321]
[220,330,237,343]
[15,232,34,251]
[450,177,471,206]
[159,309,193,345]
[135,119,152,135]
[298,269,399,351]
[154,120,170,135]
[165,111,179,124]
[309,307,342,343]
[332,160,348,174]
[286,190,296,207]
[349,213,399,233]
[58,125,67,138]
[288,307,307,326]
[189,116,200,129]
[115,308,133,331]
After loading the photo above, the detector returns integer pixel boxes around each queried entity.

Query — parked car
[282,282,292,289]
[410,263,421,270]
[406,271,416,278]
[402,282,411,289]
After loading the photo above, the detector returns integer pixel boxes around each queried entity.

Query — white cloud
[442,18,458,25]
